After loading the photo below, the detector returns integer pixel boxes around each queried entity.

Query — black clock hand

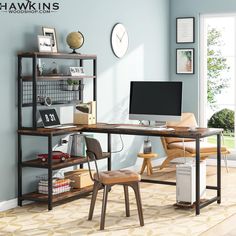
[116,33,121,42]
[120,31,126,41]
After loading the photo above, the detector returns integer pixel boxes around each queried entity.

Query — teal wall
[170,0,236,120]
[0,0,170,201]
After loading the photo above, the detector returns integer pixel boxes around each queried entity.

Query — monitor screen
[129,81,182,122]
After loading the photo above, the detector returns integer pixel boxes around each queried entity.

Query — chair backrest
[85,136,103,181]
[164,113,197,144]
[85,136,103,159]
[167,112,197,127]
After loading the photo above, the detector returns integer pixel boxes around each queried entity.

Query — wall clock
[111,23,129,58]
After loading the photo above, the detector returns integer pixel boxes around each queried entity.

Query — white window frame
[200,13,236,155]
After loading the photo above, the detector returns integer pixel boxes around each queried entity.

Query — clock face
[111,23,129,58]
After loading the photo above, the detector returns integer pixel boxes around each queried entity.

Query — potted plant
[67,79,73,90]
[73,80,79,90]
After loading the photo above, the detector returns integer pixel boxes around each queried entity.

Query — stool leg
[100,185,109,230]
[124,185,130,217]
[140,159,146,174]
[88,181,101,220]
[130,182,144,226]
[147,159,153,175]
[146,159,151,176]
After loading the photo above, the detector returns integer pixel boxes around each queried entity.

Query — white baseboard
[0,198,17,212]
[0,198,32,212]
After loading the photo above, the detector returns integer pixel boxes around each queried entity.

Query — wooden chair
[160,113,230,171]
[85,136,144,230]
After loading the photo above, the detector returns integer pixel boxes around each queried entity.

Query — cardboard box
[64,169,94,189]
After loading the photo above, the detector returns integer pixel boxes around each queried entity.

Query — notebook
[39,109,76,129]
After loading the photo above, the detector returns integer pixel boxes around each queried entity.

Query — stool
[138,153,158,176]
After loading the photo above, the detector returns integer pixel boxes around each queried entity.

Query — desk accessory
[37,151,70,162]
[143,138,152,154]
[74,101,96,125]
[66,31,84,54]
[38,96,52,106]
[68,133,85,157]
[70,66,85,76]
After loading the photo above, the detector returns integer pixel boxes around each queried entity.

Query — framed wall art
[176,17,195,43]
[42,27,58,52]
[176,48,194,74]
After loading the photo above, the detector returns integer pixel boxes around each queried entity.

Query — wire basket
[22,80,83,106]
[36,174,71,195]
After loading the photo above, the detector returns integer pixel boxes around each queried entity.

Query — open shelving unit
[17,52,97,129]
[17,52,109,210]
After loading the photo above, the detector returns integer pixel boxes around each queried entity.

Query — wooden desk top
[18,123,223,138]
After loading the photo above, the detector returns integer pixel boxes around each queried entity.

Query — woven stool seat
[94,170,141,185]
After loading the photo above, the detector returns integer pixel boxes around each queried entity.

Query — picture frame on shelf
[176,17,195,43]
[38,35,52,52]
[176,48,194,74]
[69,67,85,76]
[42,27,58,52]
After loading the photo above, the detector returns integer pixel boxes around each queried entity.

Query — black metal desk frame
[18,125,221,215]
[82,125,222,216]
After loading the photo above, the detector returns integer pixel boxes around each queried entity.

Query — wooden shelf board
[21,75,96,81]
[20,186,93,203]
[21,153,111,170]
[22,157,88,170]
[18,52,97,60]
[22,100,80,107]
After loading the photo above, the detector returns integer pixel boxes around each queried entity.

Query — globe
[66,31,84,53]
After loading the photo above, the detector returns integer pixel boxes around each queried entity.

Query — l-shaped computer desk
[18,123,222,215]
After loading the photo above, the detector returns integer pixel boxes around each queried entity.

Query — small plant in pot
[73,80,79,90]
[67,79,73,90]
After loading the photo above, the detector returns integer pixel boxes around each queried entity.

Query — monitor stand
[139,120,167,128]
[154,121,167,128]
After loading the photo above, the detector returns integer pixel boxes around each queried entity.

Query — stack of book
[38,178,71,195]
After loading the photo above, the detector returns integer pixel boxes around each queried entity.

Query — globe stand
[70,48,81,54]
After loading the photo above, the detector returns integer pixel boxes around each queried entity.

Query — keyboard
[116,125,174,131]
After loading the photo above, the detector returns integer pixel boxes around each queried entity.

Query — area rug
[1,166,236,236]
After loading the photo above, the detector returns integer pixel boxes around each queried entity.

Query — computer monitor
[129,81,182,123]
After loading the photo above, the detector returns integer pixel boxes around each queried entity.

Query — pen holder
[74,101,96,125]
